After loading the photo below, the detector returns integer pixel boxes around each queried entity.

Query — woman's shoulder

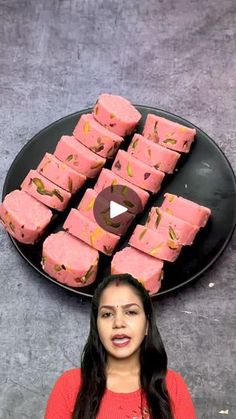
[51,367,82,396]
[57,367,82,385]
[166,369,197,418]
[166,369,190,394]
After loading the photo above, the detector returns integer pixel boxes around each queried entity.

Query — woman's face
[97,283,148,361]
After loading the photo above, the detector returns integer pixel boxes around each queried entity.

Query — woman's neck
[106,355,140,376]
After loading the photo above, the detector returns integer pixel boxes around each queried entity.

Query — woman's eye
[127,310,138,315]
[101,312,112,318]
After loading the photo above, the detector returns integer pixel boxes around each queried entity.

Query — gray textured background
[0,1,236,418]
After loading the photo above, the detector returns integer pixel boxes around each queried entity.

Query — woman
[45,273,196,419]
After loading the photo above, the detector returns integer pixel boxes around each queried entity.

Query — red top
[45,368,196,419]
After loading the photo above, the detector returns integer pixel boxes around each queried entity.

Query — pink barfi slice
[146,207,200,245]
[42,231,99,287]
[112,149,165,193]
[73,113,123,159]
[94,168,149,213]
[21,170,71,211]
[0,190,52,244]
[77,188,135,236]
[37,153,86,193]
[111,246,164,295]
[128,133,180,174]
[143,114,196,153]
[161,193,211,227]
[129,224,182,262]
[63,208,120,256]
[54,135,105,178]
[93,93,142,136]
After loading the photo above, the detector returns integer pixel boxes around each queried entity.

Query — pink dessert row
[0,94,141,290]
[94,168,149,213]
[112,149,165,193]
[93,93,142,137]
[146,207,199,246]
[161,193,211,227]
[42,231,99,288]
[73,113,123,159]
[111,193,211,294]
[37,153,86,193]
[21,170,72,212]
[78,188,135,236]
[63,208,120,256]
[0,190,53,244]
[41,103,199,292]
[128,193,211,263]
[128,133,180,174]
[111,247,164,295]
[41,96,142,283]
[143,114,196,153]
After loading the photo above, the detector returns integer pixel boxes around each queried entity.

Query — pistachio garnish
[126,162,133,177]
[163,138,177,144]
[83,121,90,134]
[53,189,64,202]
[66,154,73,161]
[131,138,139,149]
[169,225,178,240]
[68,177,73,193]
[167,240,179,250]
[90,233,95,247]
[139,228,147,240]
[123,200,134,208]
[32,178,45,190]
[107,145,114,158]
[155,209,161,228]
[154,121,158,133]
[150,243,163,256]
[84,265,94,281]
[85,198,95,211]
[121,185,128,196]
[103,245,113,255]
[90,161,104,170]
[90,144,105,153]
[102,213,121,228]
[111,179,118,193]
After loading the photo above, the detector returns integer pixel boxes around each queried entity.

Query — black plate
[2,106,236,299]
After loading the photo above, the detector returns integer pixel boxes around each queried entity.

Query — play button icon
[110,201,128,219]
[93,185,142,235]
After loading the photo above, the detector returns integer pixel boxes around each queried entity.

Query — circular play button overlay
[93,185,142,235]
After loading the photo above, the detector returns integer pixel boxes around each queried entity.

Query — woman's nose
[112,313,126,328]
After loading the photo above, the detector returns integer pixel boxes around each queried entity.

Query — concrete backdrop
[0,0,235,418]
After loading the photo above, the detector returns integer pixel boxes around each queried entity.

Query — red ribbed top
[45,368,196,419]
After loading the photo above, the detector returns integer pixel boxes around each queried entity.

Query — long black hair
[72,273,173,419]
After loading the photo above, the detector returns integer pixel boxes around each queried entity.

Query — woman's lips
[112,337,131,347]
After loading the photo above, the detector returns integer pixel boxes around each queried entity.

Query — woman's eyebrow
[99,303,141,310]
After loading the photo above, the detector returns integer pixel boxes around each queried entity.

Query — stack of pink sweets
[112,193,211,294]
[0,94,140,287]
[0,93,211,294]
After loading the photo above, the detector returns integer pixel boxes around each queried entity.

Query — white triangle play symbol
[110,201,128,219]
